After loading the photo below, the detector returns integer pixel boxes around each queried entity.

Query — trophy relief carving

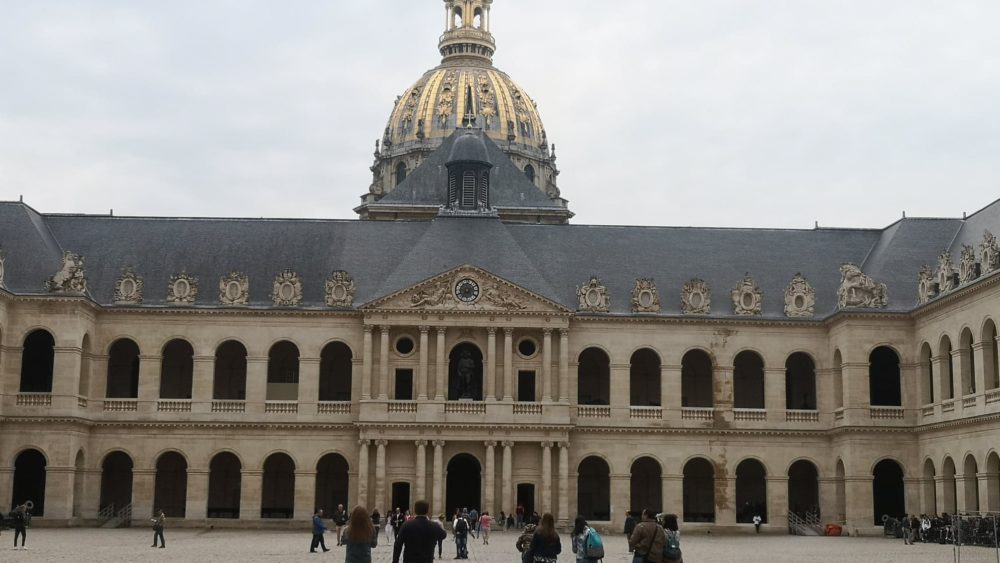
[576,277,610,313]
[935,252,958,293]
[326,270,356,308]
[731,275,762,316]
[114,268,143,304]
[631,278,661,314]
[837,263,887,309]
[783,274,815,318]
[917,266,936,305]
[167,272,198,305]
[219,272,249,306]
[981,230,1000,274]
[272,270,303,306]
[959,244,980,285]
[681,279,711,315]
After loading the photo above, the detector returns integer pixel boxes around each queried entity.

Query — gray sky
[2,1,999,229]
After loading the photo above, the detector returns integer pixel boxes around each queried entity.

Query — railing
[388,401,418,413]
[157,399,192,413]
[787,511,823,536]
[119,503,133,528]
[264,400,298,414]
[513,403,543,415]
[16,393,52,407]
[444,402,486,415]
[870,406,904,420]
[576,406,611,418]
[986,389,1000,404]
[104,399,138,412]
[681,407,714,421]
[921,405,935,417]
[629,406,662,420]
[962,396,977,409]
[211,400,246,413]
[317,401,352,415]
[942,400,955,413]
[77,396,88,408]
[733,408,767,422]
[786,410,819,423]
[833,408,845,421]
[97,503,116,526]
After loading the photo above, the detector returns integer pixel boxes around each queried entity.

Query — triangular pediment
[361,265,571,314]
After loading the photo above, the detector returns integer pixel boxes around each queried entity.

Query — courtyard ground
[0,527,989,562]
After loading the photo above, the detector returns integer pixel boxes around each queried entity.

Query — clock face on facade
[454,278,480,303]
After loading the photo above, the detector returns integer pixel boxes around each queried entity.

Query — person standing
[571,517,601,563]
[516,504,525,528]
[629,509,666,563]
[343,506,378,563]
[392,508,406,540]
[311,509,331,553]
[12,504,28,550]
[151,509,166,548]
[515,523,537,563]
[392,500,446,563]
[529,513,562,563]
[333,504,349,546]
[624,512,636,552]
[752,514,762,534]
[479,511,492,545]
[661,514,683,563]
[902,515,912,545]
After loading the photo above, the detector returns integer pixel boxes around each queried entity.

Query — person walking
[150,509,166,548]
[392,500,447,563]
[311,509,331,553]
[902,514,912,545]
[624,512,637,552]
[752,514,762,534]
[453,510,471,559]
[392,508,406,540]
[333,504,349,546]
[515,523,537,563]
[469,508,479,539]
[12,504,28,550]
[479,511,492,545]
[661,514,683,563]
[343,506,378,563]
[629,508,666,563]
[435,515,447,559]
[571,517,601,563]
[528,513,562,563]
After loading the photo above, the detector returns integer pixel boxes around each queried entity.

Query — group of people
[893,512,1000,547]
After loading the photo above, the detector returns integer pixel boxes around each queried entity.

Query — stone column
[486,328,497,401]
[559,330,570,403]
[245,356,268,414]
[541,442,553,514]
[610,362,629,412]
[934,476,948,513]
[663,365,682,420]
[954,348,973,399]
[715,474,736,524]
[375,440,388,512]
[192,355,214,407]
[137,355,161,411]
[558,442,569,525]
[714,366,734,420]
[766,476,789,527]
[298,357,320,408]
[52,345,82,399]
[973,342,989,403]
[502,441,513,515]
[435,328,447,401]
[765,368,786,420]
[818,477,839,524]
[663,474,683,515]
[379,327,390,400]
[0,468,11,514]
[978,472,992,514]
[240,469,263,520]
[503,328,514,401]
[844,476,873,531]
[432,441,445,515]
[295,470,317,520]
[418,327,430,400]
[357,440,370,508]
[903,477,921,517]
[484,441,496,514]
[132,468,156,519]
[415,440,428,502]
[542,329,553,402]
[610,473,630,528]
[186,468,209,520]
[931,355,951,403]
[42,466,75,519]
[362,326,373,400]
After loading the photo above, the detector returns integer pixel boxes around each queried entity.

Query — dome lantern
[439,0,496,64]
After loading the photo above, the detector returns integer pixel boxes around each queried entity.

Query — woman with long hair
[571,516,600,563]
[528,513,561,563]
[342,506,377,563]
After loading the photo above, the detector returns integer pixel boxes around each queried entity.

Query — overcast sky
[1,1,999,229]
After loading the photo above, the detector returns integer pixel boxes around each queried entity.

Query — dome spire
[439,0,496,64]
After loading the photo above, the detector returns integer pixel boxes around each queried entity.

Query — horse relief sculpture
[837,263,887,309]
[46,251,87,294]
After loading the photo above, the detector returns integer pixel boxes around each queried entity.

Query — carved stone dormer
[731,275,762,316]
[167,272,198,305]
[326,270,356,308]
[981,230,1000,274]
[631,278,660,314]
[577,277,610,313]
[46,251,87,294]
[442,129,495,216]
[936,251,958,293]
[784,274,815,318]
[837,263,887,309]
[0,247,6,290]
[219,272,249,306]
[114,268,143,305]
[959,244,980,285]
[917,265,936,305]
[272,270,303,307]
[681,279,711,315]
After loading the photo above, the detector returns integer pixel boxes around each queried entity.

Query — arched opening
[395,162,408,186]
[524,164,536,184]
[12,449,46,516]
[160,339,193,399]
[319,342,352,401]
[577,348,610,406]
[833,350,844,409]
[987,453,1000,512]
[266,341,299,401]
[984,320,999,390]
[733,351,765,409]
[940,336,955,400]
[785,353,816,410]
[100,451,134,513]
[683,458,715,522]
[788,460,819,518]
[835,459,846,522]
[207,452,241,518]
[79,335,92,397]
[446,454,482,515]
[629,349,661,406]
[261,453,295,519]
[473,8,482,29]
[872,459,905,525]
[577,456,610,521]
[869,347,901,406]
[959,329,976,395]
[73,450,84,517]
[315,453,349,514]
[920,343,934,405]
[452,7,463,29]
[630,457,662,514]
[735,459,767,524]
[963,455,980,512]
[20,329,55,392]
[941,457,957,514]
[681,350,713,408]
[214,341,247,400]
[448,343,483,401]
[921,459,937,514]
[106,339,140,398]
[154,452,188,518]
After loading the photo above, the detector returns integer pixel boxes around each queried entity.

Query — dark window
[524,164,536,183]
[20,330,55,393]
[395,369,414,401]
[395,162,407,186]
[517,339,537,358]
[395,337,415,356]
[869,346,901,406]
[518,371,536,402]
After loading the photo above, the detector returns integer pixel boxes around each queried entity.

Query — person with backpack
[571,516,604,563]
[629,509,665,563]
[453,511,470,559]
[528,513,562,563]
[661,514,683,563]
[515,523,537,563]
[11,504,28,550]
[468,508,479,539]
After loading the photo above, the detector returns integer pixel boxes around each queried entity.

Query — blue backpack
[663,529,681,560]
[584,528,605,559]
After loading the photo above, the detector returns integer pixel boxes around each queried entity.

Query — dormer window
[445,130,494,212]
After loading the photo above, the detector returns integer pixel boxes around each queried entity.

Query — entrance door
[446,454,482,514]
[517,483,535,519]
[391,482,411,512]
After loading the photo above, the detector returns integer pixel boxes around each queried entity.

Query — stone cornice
[912,267,1000,318]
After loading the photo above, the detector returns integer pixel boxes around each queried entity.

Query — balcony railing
[942,400,955,413]
[16,393,52,407]
[630,406,662,420]
[211,400,246,413]
[962,396,977,409]
[870,406,904,420]
[733,408,766,422]
[833,408,845,421]
[785,410,819,423]
[264,401,298,414]
[388,401,418,414]
[987,389,1000,404]
[921,405,935,417]
[157,399,192,413]
[513,403,543,415]
[576,406,611,418]
[444,402,486,415]
[104,399,138,412]
[680,407,714,421]
[317,401,351,415]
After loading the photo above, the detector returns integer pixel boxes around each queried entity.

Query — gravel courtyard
[0,528,986,562]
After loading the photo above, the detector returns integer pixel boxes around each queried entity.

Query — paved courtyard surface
[0,528,989,562]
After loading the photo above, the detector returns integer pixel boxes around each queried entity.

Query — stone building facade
[1,0,999,535]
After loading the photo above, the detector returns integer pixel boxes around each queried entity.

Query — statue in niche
[456,350,475,399]
[448,344,483,401]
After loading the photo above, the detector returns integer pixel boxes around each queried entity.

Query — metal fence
[881,513,1000,563]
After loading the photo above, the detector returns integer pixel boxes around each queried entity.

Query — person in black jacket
[528,513,562,563]
[392,500,446,563]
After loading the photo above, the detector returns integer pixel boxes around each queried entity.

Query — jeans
[153,528,165,547]
[311,533,328,552]
[456,535,468,558]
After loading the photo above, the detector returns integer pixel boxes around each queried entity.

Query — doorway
[391,482,411,512]
[517,484,535,519]
[446,454,482,514]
